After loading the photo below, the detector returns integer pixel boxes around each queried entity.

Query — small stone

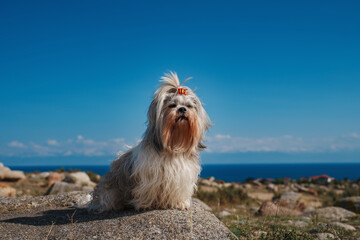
[329,222,356,231]
[250,206,259,212]
[216,210,231,219]
[0,182,16,197]
[293,220,308,228]
[313,233,335,239]
[253,230,267,237]
[256,201,301,217]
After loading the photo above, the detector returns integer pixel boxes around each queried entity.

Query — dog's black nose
[177,107,186,114]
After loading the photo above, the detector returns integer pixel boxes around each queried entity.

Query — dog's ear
[146,99,163,153]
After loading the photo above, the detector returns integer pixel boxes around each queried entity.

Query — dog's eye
[186,105,193,108]
[168,104,177,108]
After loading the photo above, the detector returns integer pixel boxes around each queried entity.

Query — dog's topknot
[160,71,180,88]
[156,72,192,97]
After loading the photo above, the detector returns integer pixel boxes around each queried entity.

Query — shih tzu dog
[89,72,211,212]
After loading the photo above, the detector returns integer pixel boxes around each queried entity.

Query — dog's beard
[162,112,199,153]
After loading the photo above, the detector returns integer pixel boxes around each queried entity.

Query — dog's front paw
[175,199,191,210]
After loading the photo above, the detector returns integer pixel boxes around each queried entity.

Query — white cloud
[2,136,128,157]
[8,141,27,148]
[349,132,360,139]
[47,139,59,146]
[2,132,360,157]
[205,133,360,153]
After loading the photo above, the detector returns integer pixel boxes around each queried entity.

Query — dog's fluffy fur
[89,72,211,212]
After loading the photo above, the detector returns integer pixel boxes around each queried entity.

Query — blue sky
[1,1,360,164]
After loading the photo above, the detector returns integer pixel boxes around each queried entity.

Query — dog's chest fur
[130,145,201,209]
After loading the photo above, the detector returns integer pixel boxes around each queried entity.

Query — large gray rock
[303,206,356,221]
[338,196,360,213]
[0,194,235,239]
[192,198,212,211]
[46,182,93,195]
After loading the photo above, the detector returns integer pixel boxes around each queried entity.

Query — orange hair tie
[177,88,188,95]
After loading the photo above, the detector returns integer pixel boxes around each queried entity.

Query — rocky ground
[1,162,359,239]
[195,177,360,239]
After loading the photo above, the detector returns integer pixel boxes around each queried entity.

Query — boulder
[0,165,26,181]
[4,170,26,181]
[0,162,3,167]
[248,192,274,201]
[0,182,16,197]
[47,172,63,186]
[200,179,220,188]
[46,182,93,195]
[0,194,235,239]
[256,201,301,217]
[243,183,252,190]
[252,180,262,187]
[307,189,318,196]
[208,176,215,181]
[63,172,96,187]
[303,207,356,221]
[37,172,50,179]
[0,166,11,179]
[337,196,360,213]
[301,194,322,209]
[266,183,278,192]
[279,191,300,209]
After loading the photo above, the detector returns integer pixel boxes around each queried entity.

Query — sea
[8,163,360,182]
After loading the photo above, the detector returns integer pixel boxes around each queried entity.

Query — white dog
[89,72,211,212]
